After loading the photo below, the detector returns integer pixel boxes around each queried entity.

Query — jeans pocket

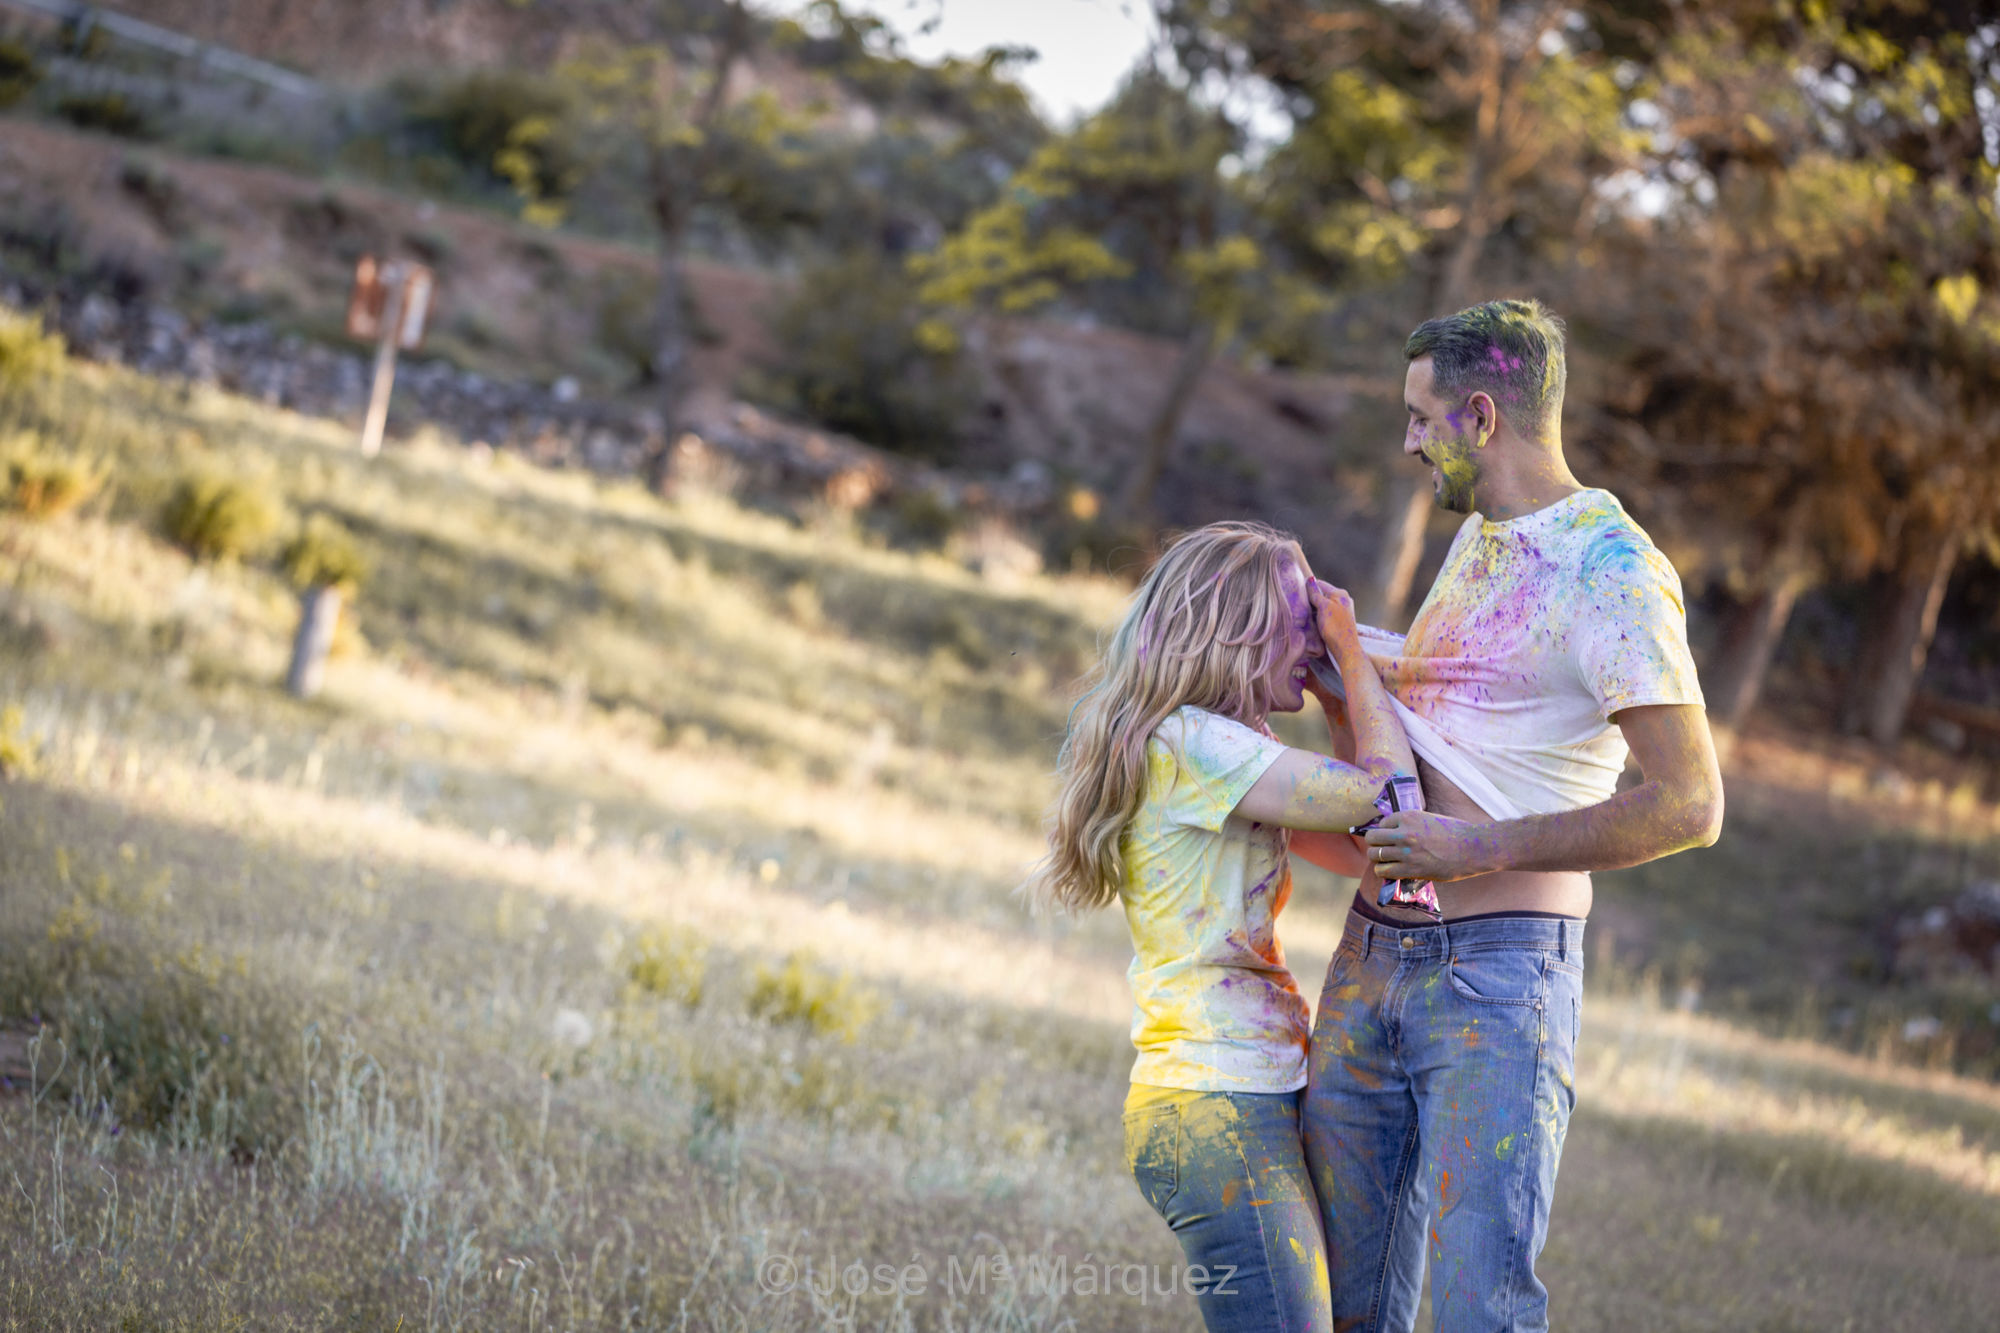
[1448,947,1548,1007]
[1323,939,1361,992]
[1122,1104,1180,1216]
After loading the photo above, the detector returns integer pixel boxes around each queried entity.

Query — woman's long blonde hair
[1029,522,1307,914]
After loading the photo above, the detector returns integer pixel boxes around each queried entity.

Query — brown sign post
[346,257,434,458]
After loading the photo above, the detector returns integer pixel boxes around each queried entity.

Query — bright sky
[779,0,1161,125]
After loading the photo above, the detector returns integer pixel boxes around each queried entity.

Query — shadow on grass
[1594,796,2000,1077]
[1583,1107,2000,1252]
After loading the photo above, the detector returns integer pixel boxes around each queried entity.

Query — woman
[1030,521,1417,1333]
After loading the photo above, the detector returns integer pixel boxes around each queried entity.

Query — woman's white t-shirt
[1119,705,1308,1094]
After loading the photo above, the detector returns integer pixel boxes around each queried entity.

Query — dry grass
[1,317,1997,1328]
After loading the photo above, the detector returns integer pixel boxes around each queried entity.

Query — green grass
[0,312,1997,1328]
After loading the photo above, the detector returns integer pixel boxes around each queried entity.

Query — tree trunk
[646,1,752,446]
[1125,322,1220,521]
[1364,0,1511,628]
[651,218,693,442]
[1365,195,1485,629]
[1360,476,1434,629]
[1838,571,1889,735]
[1709,578,1807,731]
[1862,527,1961,748]
[1706,502,1813,729]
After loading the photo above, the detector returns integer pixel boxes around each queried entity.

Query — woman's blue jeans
[1123,1083,1333,1333]
[1302,908,1586,1333]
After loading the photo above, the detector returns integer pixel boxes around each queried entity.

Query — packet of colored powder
[1359,774,1441,917]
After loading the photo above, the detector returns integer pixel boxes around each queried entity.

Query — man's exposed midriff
[1360,756,1592,922]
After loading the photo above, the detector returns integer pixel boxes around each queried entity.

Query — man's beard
[1432,453,1479,514]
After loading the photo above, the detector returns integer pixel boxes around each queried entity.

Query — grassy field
[2,308,1999,1329]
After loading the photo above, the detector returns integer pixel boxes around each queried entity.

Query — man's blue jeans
[1301,907,1585,1333]
[1124,1084,1333,1333]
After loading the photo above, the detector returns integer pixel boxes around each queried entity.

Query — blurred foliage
[0,703,37,779]
[625,923,708,1008]
[399,69,589,223]
[1576,5,2000,580]
[753,250,975,460]
[0,307,65,391]
[914,71,1243,339]
[163,472,284,563]
[0,37,39,109]
[281,514,369,594]
[747,952,883,1043]
[2,430,105,520]
[54,91,150,139]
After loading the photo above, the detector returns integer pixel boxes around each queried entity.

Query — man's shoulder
[1554,491,1679,588]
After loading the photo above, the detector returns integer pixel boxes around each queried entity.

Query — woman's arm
[1234,583,1419,834]
[1290,827,1371,877]
[1318,580,1417,786]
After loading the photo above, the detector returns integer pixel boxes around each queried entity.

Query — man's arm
[1363,704,1724,881]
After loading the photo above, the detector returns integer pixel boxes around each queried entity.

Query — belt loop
[1359,920,1374,960]
[1437,917,1451,962]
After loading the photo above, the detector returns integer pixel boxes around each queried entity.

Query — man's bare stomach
[1360,757,1593,922]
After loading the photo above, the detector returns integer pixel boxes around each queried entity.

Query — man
[1300,299,1723,1332]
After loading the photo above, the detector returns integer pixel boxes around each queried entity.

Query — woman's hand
[1309,579,1360,658]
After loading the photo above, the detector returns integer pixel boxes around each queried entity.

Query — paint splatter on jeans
[1301,909,1584,1333]
[1123,1084,1333,1332]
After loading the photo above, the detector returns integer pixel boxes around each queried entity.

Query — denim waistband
[1342,904,1585,961]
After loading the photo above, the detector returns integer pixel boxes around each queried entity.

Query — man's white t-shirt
[1365,488,1705,821]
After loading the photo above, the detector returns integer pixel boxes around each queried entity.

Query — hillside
[0,115,1405,583]
[2,309,1999,1328]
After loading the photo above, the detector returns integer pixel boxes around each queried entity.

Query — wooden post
[286,584,342,699]
[358,265,407,459]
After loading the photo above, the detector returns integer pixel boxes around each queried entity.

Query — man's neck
[1472,444,1584,523]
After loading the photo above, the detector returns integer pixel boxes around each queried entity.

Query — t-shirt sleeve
[1154,708,1291,832]
[1574,543,1707,719]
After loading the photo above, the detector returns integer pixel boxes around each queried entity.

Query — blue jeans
[1123,1084,1333,1333]
[1301,908,1585,1333]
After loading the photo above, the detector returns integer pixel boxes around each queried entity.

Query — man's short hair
[1404,299,1568,438]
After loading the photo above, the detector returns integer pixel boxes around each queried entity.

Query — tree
[911,69,1273,519]
[548,2,1052,448]
[549,1,763,443]
[1157,0,1649,624]
[1577,3,2000,741]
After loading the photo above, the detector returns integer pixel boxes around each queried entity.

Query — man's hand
[1360,810,1504,884]
[1363,705,1725,880]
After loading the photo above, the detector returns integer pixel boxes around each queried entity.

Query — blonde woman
[1032,522,1418,1333]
